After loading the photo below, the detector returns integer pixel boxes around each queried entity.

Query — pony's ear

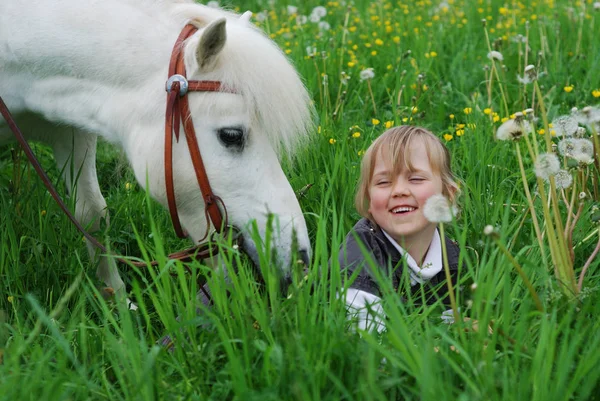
[239,11,252,24]
[196,17,227,70]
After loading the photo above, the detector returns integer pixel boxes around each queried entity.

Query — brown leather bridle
[0,23,240,269]
[165,23,235,241]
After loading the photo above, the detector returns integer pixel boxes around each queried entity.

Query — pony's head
[150,9,314,280]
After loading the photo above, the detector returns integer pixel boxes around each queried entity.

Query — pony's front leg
[51,130,133,308]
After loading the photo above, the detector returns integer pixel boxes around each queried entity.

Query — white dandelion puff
[309,13,321,23]
[534,153,561,180]
[573,106,600,131]
[318,21,331,31]
[483,225,495,236]
[296,15,308,25]
[206,0,220,8]
[551,115,579,137]
[557,138,577,156]
[487,51,504,61]
[574,138,594,158]
[553,170,573,189]
[255,11,268,22]
[573,152,594,165]
[359,68,375,81]
[594,2,600,10]
[423,194,453,223]
[575,127,587,137]
[311,6,327,17]
[287,5,298,14]
[496,113,531,140]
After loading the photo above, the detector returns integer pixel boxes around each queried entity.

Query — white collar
[381,229,443,285]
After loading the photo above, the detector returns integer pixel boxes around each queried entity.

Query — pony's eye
[217,127,245,149]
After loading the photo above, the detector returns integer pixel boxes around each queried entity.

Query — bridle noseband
[164,24,236,241]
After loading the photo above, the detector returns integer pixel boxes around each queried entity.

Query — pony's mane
[173,5,315,157]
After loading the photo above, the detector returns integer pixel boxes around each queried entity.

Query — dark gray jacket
[337,218,460,305]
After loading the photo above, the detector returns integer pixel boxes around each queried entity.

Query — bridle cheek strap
[165,24,233,240]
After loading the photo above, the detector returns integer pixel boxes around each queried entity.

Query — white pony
[0,0,314,298]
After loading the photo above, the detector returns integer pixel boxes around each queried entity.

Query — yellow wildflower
[592,89,600,98]
[352,132,361,138]
[285,49,292,55]
[387,64,393,70]
[125,182,132,191]
[493,114,500,122]
[411,106,419,114]
[348,61,355,67]
[443,134,453,141]
[457,123,465,129]
[393,36,400,44]
[8,296,14,303]
[483,108,492,115]
[41,210,47,216]
[375,39,384,45]
[564,85,574,93]
[449,114,455,120]
[358,150,365,156]
[464,107,472,114]
[318,126,322,134]
[372,118,381,125]
[501,117,509,123]
[456,129,465,136]
[349,26,357,32]
[537,129,545,135]
[429,51,438,57]
[422,84,428,91]
[384,121,394,129]
[329,138,336,145]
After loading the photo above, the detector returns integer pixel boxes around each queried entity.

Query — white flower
[551,115,579,137]
[573,106,600,130]
[557,138,577,156]
[359,68,375,81]
[309,13,321,23]
[553,170,573,189]
[255,11,268,22]
[311,6,327,18]
[306,46,317,57]
[295,15,308,25]
[287,5,298,14]
[575,127,587,137]
[318,21,331,31]
[534,153,561,180]
[483,225,495,236]
[574,138,594,158]
[496,114,531,141]
[423,194,453,223]
[517,65,537,85]
[594,2,600,10]
[206,0,219,8]
[487,51,504,61]
[573,152,594,165]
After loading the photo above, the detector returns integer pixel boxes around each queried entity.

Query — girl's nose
[391,179,410,197]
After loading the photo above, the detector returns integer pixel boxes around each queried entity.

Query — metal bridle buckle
[165,74,189,96]
[210,225,243,249]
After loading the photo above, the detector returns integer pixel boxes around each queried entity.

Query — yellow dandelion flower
[483,108,492,115]
[411,106,419,114]
[457,123,465,129]
[387,64,393,70]
[429,51,438,57]
[564,85,574,93]
[493,115,500,122]
[456,129,465,136]
[372,118,381,125]
[422,84,428,91]
[358,150,365,156]
[352,132,361,138]
[393,36,400,44]
[375,39,384,45]
[318,126,322,134]
[537,128,545,135]
[371,50,377,56]
[549,123,554,128]
[501,117,509,123]
[385,25,393,33]
[443,134,454,141]
[449,114,455,120]
[464,107,472,114]
[41,210,47,216]
[348,61,355,67]
[8,296,14,303]
[592,89,600,98]
[125,182,132,191]
[285,49,292,55]
[550,130,556,136]
[384,121,394,129]
[329,138,337,144]
[349,26,357,32]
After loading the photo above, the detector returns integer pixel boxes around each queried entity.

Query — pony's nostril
[298,248,310,266]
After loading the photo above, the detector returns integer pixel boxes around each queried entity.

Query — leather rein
[0,24,238,269]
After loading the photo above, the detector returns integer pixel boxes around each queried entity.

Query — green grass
[2,0,600,399]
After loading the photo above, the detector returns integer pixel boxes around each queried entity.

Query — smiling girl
[337,125,461,332]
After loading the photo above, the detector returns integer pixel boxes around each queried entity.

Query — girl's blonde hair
[355,125,460,220]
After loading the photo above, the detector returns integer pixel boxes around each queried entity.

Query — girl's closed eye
[409,177,426,182]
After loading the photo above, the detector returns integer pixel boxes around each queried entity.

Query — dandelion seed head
[483,225,495,236]
[579,192,587,200]
[287,5,298,15]
[574,138,594,157]
[551,115,579,137]
[311,6,327,18]
[575,127,587,137]
[318,21,331,31]
[534,153,560,180]
[296,15,308,25]
[360,68,375,81]
[557,138,577,156]
[573,106,600,128]
[487,51,504,61]
[207,0,219,8]
[496,117,531,141]
[423,194,453,223]
[553,170,573,189]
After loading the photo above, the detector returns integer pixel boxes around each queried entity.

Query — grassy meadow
[2,0,600,399]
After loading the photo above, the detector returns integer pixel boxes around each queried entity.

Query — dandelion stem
[515,143,546,266]
[367,80,378,115]
[577,231,600,292]
[492,237,544,312]
[439,224,460,325]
